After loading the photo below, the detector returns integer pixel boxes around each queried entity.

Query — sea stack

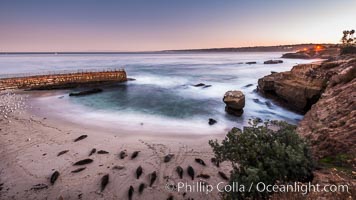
[223,90,245,116]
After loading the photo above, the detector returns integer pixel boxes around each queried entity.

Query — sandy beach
[0,90,231,200]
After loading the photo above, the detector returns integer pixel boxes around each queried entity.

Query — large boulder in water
[223,91,245,116]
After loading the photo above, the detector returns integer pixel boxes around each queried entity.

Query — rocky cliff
[258,63,327,113]
[297,57,356,160]
[258,55,356,164]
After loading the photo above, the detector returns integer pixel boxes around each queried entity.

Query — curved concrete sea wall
[0,70,127,90]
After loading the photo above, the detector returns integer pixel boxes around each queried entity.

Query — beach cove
[0,52,320,199]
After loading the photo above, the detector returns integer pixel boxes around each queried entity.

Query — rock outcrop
[245,62,257,65]
[282,46,340,59]
[259,55,356,163]
[297,57,356,160]
[258,63,327,113]
[223,91,245,116]
[263,60,283,64]
[69,88,103,96]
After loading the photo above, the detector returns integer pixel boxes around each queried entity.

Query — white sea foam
[3,52,318,134]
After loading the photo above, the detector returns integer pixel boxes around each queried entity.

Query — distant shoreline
[0,43,334,55]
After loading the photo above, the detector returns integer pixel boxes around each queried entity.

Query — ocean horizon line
[0,43,334,55]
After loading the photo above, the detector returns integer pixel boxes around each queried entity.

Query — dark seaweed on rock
[74,135,88,142]
[71,167,86,173]
[50,171,60,185]
[57,150,69,157]
[73,158,93,165]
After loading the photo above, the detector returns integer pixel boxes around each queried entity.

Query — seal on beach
[197,174,210,179]
[74,135,88,142]
[164,154,174,163]
[119,150,127,159]
[149,171,157,187]
[187,166,195,180]
[97,150,109,154]
[136,166,143,179]
[71,167,86,173]
[211,157,220,167]
[73,158,93,165]
[218,171,229,181]
[138,183,146,194]
[89,148,96,156]
[57,150,69,157]
[128,186,134,200]
[195,158,206,166]
[131,151,140,159]
[112,165,125,170]
[50,171,60,185]
[101,174,109,192]
[176,166,183,179]
[31,184,48,190]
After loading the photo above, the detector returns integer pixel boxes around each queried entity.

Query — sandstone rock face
[259,55,356,163]
[223,90,245,116]
[297,57,356,160]
[258,63,327,113]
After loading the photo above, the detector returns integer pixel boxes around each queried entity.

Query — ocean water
[0,53,319,134]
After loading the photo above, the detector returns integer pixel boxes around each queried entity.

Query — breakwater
[0,69,127,90]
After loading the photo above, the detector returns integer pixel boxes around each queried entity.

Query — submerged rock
[223,91,245,116]
[192,83,212,88]
[208,118,217,125]
[193,83,205,87]
[245,61,257,64]
[243,84,253,88]
[264,60,283,64]
[69,88,103,96]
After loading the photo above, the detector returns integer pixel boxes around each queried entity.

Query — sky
[0,0,355,52]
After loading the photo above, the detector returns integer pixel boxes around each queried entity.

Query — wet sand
[0,90,230,200]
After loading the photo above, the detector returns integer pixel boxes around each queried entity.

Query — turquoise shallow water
[0,52,319,133]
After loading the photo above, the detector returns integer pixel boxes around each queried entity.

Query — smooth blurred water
[0,53,319,133]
